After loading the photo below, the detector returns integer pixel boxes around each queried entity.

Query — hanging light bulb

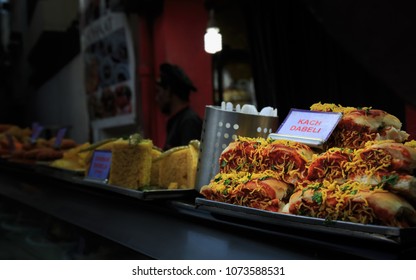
[204,27,222,54]
[204,9,222,54]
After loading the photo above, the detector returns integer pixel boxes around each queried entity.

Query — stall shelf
[0,161,414,260]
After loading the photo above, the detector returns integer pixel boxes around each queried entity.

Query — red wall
[137,0,213,149]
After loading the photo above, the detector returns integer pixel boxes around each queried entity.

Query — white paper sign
[270,109,342,147]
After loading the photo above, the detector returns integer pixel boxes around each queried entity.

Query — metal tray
[75,177,198,200]
[34,162,85,176]
[195,197,416,245]
[30,161,198,201]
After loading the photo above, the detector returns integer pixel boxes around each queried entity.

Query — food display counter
[0,160,415,260]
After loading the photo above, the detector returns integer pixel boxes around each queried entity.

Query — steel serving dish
[195,197,416,245]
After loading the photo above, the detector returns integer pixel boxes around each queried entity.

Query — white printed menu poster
[79,0,136,140]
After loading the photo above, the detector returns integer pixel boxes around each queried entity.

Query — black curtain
[243,0,406,126]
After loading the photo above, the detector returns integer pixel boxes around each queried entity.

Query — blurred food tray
[34,162,85,176]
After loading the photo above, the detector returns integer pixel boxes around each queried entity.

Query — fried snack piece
[219,137,268,173]
[219,137,314,184]
[264,140,315,184]
[50,142,90,171]
[23,147,64,161]
[351,140,416,173]
[306,148,353,182]
[348,172,416,204]
[0,124,14,133]
[283,180,416,227]
[151,140,200,189]
[200,171,292,212]
[310,103,409,149]
[108,139,153,189]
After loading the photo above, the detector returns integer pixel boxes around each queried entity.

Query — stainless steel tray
[195,197,416,245]
[34,162,85,176]
[31,162,198,201]
[76,177,198,200]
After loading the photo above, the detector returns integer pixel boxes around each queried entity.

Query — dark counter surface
[0,161,414,259]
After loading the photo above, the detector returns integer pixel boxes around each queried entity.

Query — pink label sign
[87,150,112,181]
[54,127,68,148]
[276,109,342,142]
[30,123,43,143]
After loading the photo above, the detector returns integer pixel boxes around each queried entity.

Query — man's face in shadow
[156,84,172,115]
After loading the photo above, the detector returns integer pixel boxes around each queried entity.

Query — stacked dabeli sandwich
[200,103,416,228]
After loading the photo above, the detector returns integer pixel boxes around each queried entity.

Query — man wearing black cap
[156,63,203,150]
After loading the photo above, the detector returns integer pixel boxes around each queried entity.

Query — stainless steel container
[196,105,279,190]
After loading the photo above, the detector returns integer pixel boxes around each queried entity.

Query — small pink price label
[274,109,342,145]
[30,123,43,143]
[53,127,67,148]
[86,150,112,181]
